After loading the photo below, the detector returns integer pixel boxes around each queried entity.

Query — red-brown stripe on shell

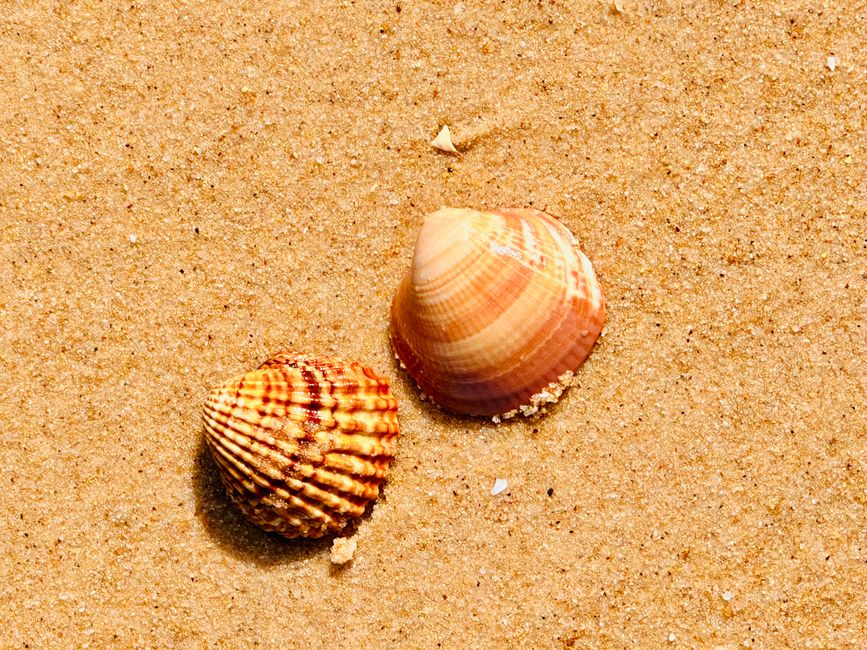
[390,207,605,418]
[202,352,399,538]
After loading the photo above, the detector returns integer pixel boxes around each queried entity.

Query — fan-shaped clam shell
[202,352,399,538]
[390,207,605,418]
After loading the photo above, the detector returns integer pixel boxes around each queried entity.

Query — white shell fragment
[330,536,358,565]
[826,55,837,71]
[431,125,458,153]
[491,478,508,496]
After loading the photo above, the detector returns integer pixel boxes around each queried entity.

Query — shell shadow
[192,432,332,565]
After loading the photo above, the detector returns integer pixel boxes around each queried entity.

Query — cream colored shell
[391,207,605,418]
[202,352,399,538]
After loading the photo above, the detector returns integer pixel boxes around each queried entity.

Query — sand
[1,0,865,647]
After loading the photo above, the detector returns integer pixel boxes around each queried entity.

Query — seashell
[390,207,605,419]
[202,352,399,538]
[431,125,458,153]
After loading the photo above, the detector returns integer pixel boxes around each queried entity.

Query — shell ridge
[256,488,340,529]
[279,478,364,518]
[208,438,279,496]
[205,428,290,487]
[211,436,360,525]
[204,410,305,471]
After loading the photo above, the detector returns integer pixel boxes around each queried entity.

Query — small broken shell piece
[330,536,357,564]
[491,478,508,496]
[202,352,399,539]
[431,125,458,153]
[391,207,605,418]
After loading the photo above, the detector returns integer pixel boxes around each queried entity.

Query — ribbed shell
[202,352,399,538]
[391,207,605,417]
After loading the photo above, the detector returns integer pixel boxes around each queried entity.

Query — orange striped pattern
[391,207,605,417]
[202,352,399,538]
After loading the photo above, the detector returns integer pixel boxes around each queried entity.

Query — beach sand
[1,1,865,647]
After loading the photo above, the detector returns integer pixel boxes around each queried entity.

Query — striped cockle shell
[202,352,399,538]
[390,207,605,419]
